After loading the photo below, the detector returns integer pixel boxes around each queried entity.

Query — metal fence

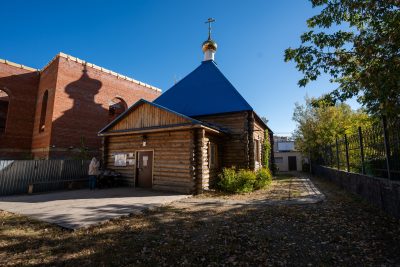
[0,160,91,196]
[318,118,400,181]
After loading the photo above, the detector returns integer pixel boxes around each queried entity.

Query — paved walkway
[0,188,188,229]
[0,174,324,230]
[174,173,325,210]
[285,173,326,204]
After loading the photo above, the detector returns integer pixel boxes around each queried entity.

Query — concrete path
[284,173,326,204]
[0,188,188,229]
[174,173,325,210]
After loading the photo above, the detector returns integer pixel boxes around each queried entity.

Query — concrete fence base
[312,164,400,219]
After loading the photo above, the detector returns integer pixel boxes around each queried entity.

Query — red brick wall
[0,55,160,160]
[0,62,39,159]
[31,57,60,159]
[47,56,161,159]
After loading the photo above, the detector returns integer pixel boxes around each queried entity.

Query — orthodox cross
[205,18,215,39]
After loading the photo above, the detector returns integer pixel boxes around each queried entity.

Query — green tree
[293,97,373,158]
[285,0,400,118]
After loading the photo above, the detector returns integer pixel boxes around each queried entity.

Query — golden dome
[202,38,217,52]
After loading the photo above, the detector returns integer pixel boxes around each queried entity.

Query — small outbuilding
[273,136,304,172]
[99,28,272,194]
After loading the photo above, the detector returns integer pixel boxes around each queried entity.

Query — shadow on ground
[0,188,188,229]
[0,176,399,266]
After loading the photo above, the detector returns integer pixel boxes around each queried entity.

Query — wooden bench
[28,178,89,194]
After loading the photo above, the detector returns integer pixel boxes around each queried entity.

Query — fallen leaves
[0,175,399,266]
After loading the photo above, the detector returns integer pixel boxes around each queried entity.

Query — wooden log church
[99,20,273,193]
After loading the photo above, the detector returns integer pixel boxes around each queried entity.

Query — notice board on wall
[114,153,127,167]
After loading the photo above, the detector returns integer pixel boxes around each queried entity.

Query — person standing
[88,157,100,190]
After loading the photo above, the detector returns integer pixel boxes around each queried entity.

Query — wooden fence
[0,160,91,196]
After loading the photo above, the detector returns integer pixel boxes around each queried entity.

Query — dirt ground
[193,173,320,202]
[0,173,399,266]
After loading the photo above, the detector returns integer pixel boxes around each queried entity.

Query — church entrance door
[137,151,153,188]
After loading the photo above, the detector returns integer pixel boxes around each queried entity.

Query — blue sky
[1,0,359,135]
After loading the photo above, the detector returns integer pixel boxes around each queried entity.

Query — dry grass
[195,173,301,201]
[0,174,399,266]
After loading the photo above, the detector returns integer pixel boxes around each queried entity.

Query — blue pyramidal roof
[153,60,253,117]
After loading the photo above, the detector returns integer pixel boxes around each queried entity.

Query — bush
[217,167,238,193]
[254,168,272,190]
[236,169,256,193]
[217,167,270,193]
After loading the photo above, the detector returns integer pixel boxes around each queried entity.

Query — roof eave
[99,99,225,135]
[99,123,222,137]
[253,111,272,133]
[0,58,39,72]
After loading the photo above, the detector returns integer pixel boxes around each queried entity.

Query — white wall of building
[274,151,303,172]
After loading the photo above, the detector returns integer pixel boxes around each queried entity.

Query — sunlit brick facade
[0,53,161,159]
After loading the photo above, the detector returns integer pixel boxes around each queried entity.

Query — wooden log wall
[189,130,196,192]
[253,119,266,170]
[194,128,207,193]
[195,111,267,172]
[248,111,255,170]
[205,132,224,188]
[105,130,194,193]
[194,112,249,169]
[193,129,224,193]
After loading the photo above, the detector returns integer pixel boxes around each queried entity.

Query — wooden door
[137,151,153,188]
[288,156,297,171]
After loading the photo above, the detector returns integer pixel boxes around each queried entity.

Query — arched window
[39,90,49,132]
[0,89,9,134]
[108,97,127,122]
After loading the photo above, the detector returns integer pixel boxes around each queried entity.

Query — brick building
[0,53,161,159]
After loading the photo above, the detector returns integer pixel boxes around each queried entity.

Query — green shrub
[254,167,272,190]
[236,169,256,193]
[218,167,268,193]
[263,131,271,170]
[217,167,238,193]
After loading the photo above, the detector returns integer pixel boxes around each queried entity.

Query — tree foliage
[285,0,400,118]
[292,97,374,158]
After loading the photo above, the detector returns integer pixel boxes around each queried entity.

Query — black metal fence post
[344,134,350,172]
[336,136,340,170]
[318,120,399,180]
[382,116,392,180]
[358,127,365,174]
